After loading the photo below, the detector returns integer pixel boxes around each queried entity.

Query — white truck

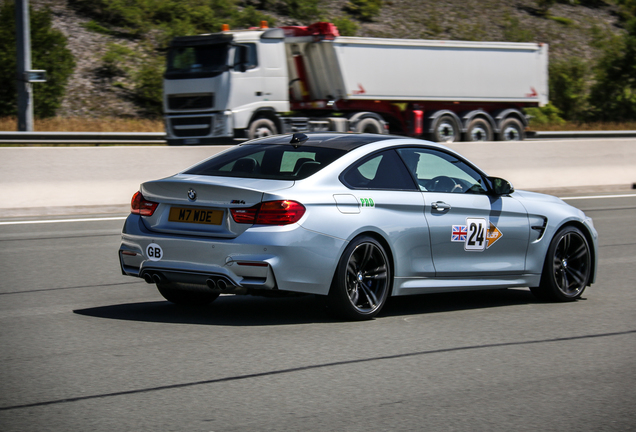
[163,22,548,145]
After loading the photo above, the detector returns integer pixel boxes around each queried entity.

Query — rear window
[184,144,347,180]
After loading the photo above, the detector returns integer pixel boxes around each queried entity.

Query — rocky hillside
[31,0,625,118]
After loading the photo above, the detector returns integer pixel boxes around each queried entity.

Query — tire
[432,115,459,143]
[355,117,384,134]
[156,283,220,306]
[248,118,277,140]
[498,117,524,141]
[465,118,493,142]
[328,236,391,320]
[530,226,591,302]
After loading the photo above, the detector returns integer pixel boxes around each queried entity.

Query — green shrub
[100,43,135,79]
[81,20,113,35]
[234,6,276,28]
[284,0,323,23]
[69,0,238,37]
[345,0,383,22]
[503,15,535,42]
[525,103,566,127]
[133,55,165,117]
[588,19,636,122]
[536,0,556,16]
[548,15,574,26]
[0,3,75,118]
[549,57,590,121]
[332,16,359,36]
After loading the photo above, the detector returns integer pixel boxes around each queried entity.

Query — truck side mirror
[233,44,248,72]
[487,176,514,195]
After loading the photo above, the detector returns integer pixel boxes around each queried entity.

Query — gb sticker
[146,243,163,261]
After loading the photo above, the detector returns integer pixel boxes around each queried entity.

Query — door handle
[431,201,451,212]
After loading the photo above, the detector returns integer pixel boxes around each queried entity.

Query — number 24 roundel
[451,218,502,251]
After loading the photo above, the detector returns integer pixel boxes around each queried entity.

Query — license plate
[169,207,223,225]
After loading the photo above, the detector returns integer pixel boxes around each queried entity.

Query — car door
[396,148,530,278]
[340,149,435,280]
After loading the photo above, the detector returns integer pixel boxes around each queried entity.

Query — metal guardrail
[528,130,636,139]
[0,131,166,145]
[2,130,636,144]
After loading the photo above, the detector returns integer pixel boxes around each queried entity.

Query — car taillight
[230,206,259,224]
[131,191,159,216]
[231,200,305,225]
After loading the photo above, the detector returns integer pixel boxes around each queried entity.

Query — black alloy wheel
[531,226,591,302]
[328,236,391,320]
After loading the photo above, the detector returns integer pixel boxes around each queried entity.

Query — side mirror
[487,176,514,195]
[233,44,248,72]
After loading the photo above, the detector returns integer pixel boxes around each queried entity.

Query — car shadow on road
[73,288,538,326]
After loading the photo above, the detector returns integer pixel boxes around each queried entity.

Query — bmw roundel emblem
[187,188,197,201]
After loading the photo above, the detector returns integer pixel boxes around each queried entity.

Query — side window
[396,148,488,194]
[341,150,417,190]
[234,43,258,70]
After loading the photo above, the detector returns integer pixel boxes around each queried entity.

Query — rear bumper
[118,214,345,295]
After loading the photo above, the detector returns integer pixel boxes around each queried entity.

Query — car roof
[244,133,397,151]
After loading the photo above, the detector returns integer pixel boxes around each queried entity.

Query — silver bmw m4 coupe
[119,133,597,320]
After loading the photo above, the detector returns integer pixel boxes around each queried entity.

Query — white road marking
[0,216,127,226]
[560,194,636,200]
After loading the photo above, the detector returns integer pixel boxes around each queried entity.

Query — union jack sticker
[451,225,467,242]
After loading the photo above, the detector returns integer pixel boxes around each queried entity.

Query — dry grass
[0,116,164,132]
[528,121,636,131]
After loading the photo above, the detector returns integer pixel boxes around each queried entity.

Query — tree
[0,2,75,117]
[588,6,636,121]
[549,58,590,121]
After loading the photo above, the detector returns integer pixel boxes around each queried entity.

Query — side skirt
[392,274,541,296]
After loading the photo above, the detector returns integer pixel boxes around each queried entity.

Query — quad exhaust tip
[142,271,165,285]
[206,276,234,291]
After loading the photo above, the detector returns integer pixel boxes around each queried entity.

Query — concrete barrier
[1,138,635,217]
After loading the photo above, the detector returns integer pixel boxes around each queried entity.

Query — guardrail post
[15,0,34,132]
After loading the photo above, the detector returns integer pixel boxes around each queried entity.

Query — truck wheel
[465,118,493,142]
[248,118,278,140]
[355,117,384,134]
[498,118,524,141]
[432,115,459,143]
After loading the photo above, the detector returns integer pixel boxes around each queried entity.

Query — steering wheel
[428,176,463,193]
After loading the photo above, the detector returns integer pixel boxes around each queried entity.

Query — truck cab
[164,26,289,145]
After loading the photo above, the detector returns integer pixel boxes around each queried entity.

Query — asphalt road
[1,193,635,431]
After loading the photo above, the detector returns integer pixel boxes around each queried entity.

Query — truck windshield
[165,44,229,79]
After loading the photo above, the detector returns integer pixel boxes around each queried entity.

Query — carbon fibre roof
[243,133,397,151]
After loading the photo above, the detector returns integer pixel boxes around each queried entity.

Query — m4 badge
[451,218,503,251]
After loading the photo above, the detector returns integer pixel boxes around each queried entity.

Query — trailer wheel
[498,118,524,141]
[355,117,384,134]
[465,118,493,142]
[432,115,459,143]
[248,118,278,140]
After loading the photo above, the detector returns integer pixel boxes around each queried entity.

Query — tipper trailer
[164,22,548,144]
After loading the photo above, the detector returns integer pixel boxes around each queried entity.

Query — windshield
[184,144,347,180]
[165,44,229,79]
